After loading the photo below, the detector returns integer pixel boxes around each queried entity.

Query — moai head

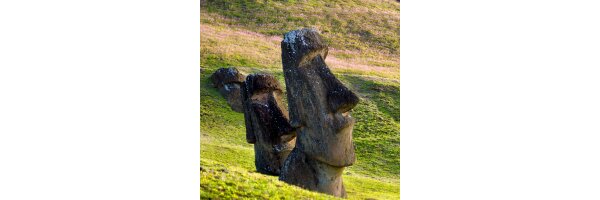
[210,67,246,112]
[281,29,359,167]
[242,74,296,175]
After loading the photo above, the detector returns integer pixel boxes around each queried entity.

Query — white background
[0,0,199,199]
[1,0,600,199]
[402,0,600,199]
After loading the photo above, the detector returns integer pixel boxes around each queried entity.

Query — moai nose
[312,56,360,114]
[327,81,359,113]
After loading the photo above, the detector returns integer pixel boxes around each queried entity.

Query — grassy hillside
[201,0,399,54]
[201,0,400,199]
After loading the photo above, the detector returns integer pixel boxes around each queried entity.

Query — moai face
[210,67,246,112]
[242,74,296,175]
[281,29,359,167]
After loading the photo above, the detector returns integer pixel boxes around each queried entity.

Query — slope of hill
[201,0,400,199]
[201,0,399,54]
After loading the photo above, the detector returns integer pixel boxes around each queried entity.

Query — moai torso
[242,74,296,175]
[279,29,360,198]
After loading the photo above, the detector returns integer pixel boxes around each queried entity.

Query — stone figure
[279,29,360,198]
[242,73,296,175]
[210,67,245,112]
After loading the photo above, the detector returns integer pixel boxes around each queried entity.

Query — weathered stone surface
[279,28,359,198]
[242,73,296,175]
[210,67,246,112]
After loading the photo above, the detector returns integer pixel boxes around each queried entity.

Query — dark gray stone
[279,28,359,198]
[242,74,296,175]
[210,67,246,112]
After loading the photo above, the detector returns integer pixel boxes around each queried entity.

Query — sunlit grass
[201,23,399,80]
[201,0,399,54]
[200,0,400,198]
[201,158,339,199]
[201,68,400,199]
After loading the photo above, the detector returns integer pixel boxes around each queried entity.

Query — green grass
[200,158,400,199]
[200,1,399,198]
[201,0,400,54]
[201,68,400,199]
[200,23,399,79]
[201,158,339,199]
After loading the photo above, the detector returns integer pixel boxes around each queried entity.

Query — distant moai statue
[278,28,360,198]
[210,67,245,112]
[242,73,296,175]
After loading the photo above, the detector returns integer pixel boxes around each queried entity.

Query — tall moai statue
[242,73,297,175]
[210,67,246,112]
[279,29,360,198]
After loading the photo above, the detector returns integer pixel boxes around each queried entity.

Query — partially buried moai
[279,29,360,198]
[242,73,296,175]
[210,67,245,112]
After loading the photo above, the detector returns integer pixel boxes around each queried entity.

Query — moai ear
[241,82,256,144]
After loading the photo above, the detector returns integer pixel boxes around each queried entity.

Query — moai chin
[242,73,297,175]
[278,28,360,198]
[210,67,246,112]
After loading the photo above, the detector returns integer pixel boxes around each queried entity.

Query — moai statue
[210,67,245,112]
[242,73,297,175]
[279,29,360,198]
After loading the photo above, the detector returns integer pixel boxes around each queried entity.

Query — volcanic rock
[279,28,360,198]
[242,73,296,175]
[210,67,246,112]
